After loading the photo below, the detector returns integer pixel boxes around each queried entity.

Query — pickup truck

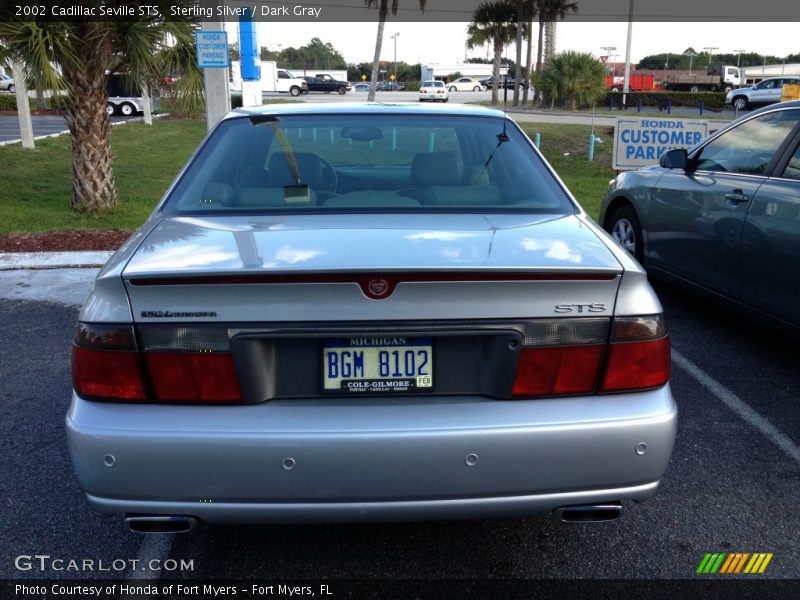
[302,74,351,95]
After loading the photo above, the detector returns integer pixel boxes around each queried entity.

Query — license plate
[322,337,433,394]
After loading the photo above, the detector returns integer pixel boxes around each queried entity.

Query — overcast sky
[232,21,798,66]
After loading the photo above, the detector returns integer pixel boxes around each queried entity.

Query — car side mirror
[660,148,689,170]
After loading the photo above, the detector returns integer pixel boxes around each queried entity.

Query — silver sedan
[68,103,676,532]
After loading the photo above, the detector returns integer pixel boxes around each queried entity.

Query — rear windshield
[162,113,575,215]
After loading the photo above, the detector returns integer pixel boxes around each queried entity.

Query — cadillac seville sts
[67,104,676,532]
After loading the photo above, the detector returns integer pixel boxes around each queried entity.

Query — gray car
[68,103,676,532]
[601,100,800,334]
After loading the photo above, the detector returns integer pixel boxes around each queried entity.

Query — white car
[419,80,448,102]
[0,73,15,93]
[448,77,487,92]
[727,76,800,111]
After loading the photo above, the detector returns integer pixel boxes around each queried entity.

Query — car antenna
[484,120,509,169]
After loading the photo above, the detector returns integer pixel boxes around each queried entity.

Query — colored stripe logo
[696,553,773,574]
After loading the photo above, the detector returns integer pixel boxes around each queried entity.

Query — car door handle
[724,190,750,204]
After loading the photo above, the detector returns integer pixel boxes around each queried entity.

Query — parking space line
[126,534,173,581]
[673,349,800,464]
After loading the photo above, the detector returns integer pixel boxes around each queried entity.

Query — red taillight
[510,315,669,398]
[601,338,670,392]
[73,323,243,404]
[145,352,242,403]
[72,325,147,401]
[512,345,604,397]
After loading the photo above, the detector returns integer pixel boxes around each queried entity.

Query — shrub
[534,51,607,110]
[601,91,728,111]
[0,94,36,111]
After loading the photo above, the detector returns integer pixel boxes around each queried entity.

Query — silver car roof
[225,102,506,120]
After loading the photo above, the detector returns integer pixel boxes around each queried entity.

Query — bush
[601,91,728,111]
[0,94,36,111]
[534,51,607,110]
[230,93,243,109]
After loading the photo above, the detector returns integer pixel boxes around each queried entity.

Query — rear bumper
[66,386,677,523]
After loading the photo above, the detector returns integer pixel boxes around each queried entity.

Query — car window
[163,114,575,215]
[694,110,799,175]
[782,145,800,180]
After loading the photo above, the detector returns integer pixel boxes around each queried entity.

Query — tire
[611,87,620,93]
[473,86,481,91]
[8,84,15,93]
[732,96,749,111]
[289,86,301,97]
[119,102,135,116]
[449,86,457,92]
[689,85,700,93]
[607,205,644,263]
[723,85,733,93]
[106,104,117,116]
[337,86,347,95]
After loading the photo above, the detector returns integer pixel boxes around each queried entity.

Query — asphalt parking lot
[0,114,138,144]
[0,271,798,590]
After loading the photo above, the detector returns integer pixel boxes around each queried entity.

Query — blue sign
[195,31,229,69]
[613,118,709,170]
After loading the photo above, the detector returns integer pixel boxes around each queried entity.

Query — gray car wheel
[608,206,643,263]
[8,84,15,93]
[732,96,748,111]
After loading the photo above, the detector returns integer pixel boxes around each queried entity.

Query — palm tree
[522,0,537,104]
[466,1,517,106]
[534,50,606,110]
[534,0,578,77]
[513,0,524,106]
[365,1,427,102]
[0,14,201,213]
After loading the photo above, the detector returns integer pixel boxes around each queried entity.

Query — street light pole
[703,46,718,71]
[390,33,399,83]
[734,49,746,68]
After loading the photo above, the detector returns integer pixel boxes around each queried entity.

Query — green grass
[0,119,614,234]
[0,119,206,234]
[519,122,615,219]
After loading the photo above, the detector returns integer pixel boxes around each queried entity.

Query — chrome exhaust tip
[554,502,622,523]
[125,515,197,533]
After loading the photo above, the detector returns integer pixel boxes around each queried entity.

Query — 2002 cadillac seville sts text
[67,103,676,532]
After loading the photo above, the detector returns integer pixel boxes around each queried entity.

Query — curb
[0,251,114,271]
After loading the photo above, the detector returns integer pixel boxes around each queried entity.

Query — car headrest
[410,152,464,187]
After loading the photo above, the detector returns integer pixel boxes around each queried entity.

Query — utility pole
[734,49,746,68]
